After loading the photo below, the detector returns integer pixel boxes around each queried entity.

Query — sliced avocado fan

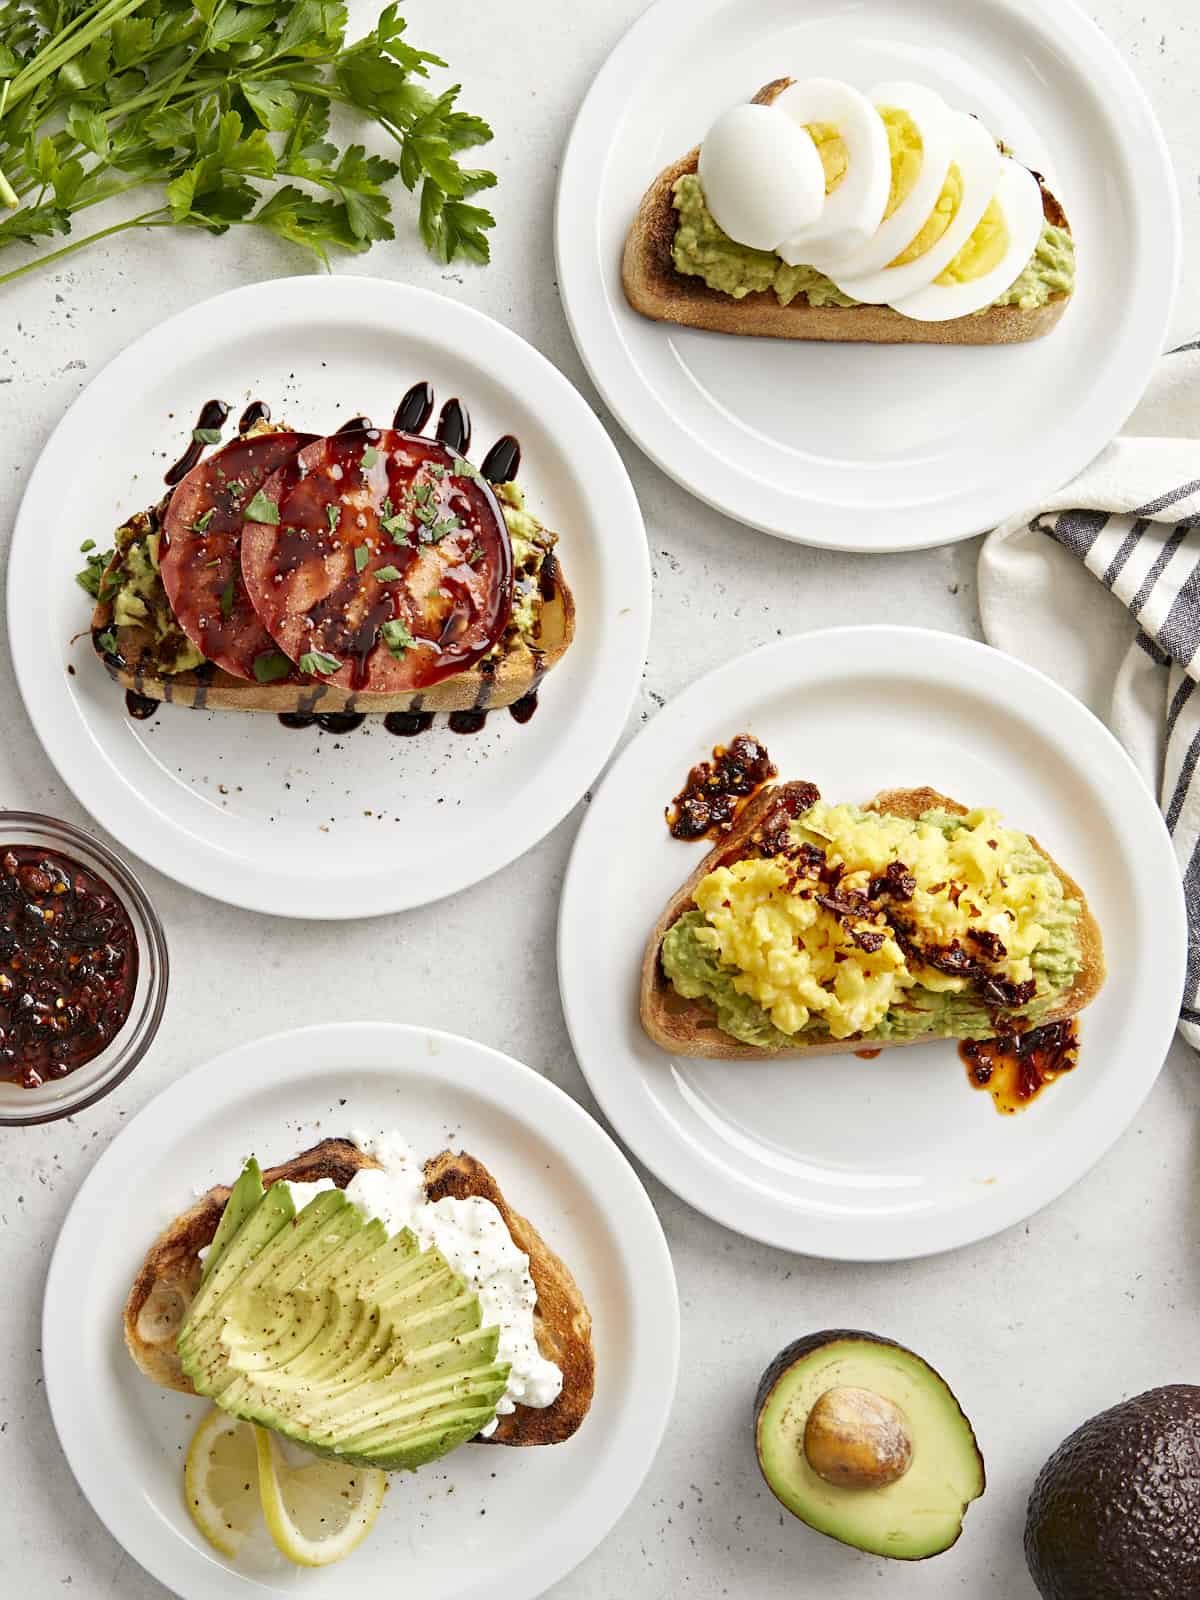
[178,1164,510,1472]
[200,1158,264,1285]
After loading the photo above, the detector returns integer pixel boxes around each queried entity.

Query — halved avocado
[1025,1385,1200,1598]
[754,1330,985,1561]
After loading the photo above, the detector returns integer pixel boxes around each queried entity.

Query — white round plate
[558,628,1187,1259]
[8,277,650,917]
[555,0,1180,552]
[43,1022,678,1600]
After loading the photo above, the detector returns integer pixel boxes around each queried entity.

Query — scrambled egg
[688,801,1075,1041]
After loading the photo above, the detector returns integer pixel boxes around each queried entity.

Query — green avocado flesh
[660,805,1081,1051]
[92,481,554,677]
[670,173,1075,312]
[757,1335,984,1560]
[178,1166,510,1472]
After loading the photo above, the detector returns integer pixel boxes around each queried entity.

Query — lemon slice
[255,1425,387,1567]
[184,1407,262,1558]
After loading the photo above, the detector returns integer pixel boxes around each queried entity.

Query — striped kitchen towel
[978,341,1200,1050]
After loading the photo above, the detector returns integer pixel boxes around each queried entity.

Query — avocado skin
[1025,1385,1200,1599]
[754,1330,907,1423]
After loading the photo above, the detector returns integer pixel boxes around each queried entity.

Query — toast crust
[640,782,1106,1060]
[91,559,575,715]
[122,1138,594,1448]
[622,78,1071,346]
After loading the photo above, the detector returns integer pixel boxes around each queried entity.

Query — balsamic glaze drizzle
[480,434,521,485]
[394,382,435,434]
[238,399,270,433]
[164,399,230,485]
[384,710,435,737]
[436,398,471,456]
[447,708,487,735]
[336,415,373,434]
[124,689,158,720]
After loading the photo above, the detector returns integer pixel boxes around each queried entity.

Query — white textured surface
[1,1,1197,1595]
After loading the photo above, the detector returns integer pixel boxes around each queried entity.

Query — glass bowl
[0,813,169,1125]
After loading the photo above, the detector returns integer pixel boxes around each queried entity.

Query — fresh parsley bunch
[0,0,497,287]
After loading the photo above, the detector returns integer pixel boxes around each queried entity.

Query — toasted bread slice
[122,1138,594,1447]
[640,782,1105,1059]
[623,78,1072,346]
[91,544,575,715]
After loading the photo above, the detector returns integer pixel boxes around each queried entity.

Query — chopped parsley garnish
[425,515,460,543]
[191,507,215,534]
[252,651,291,684]
[380,510,412,539]
[354,545,371,573]
[466,543,485,565]
[96,629,118,655]
[373,565,404,582]
[428,463,446,478]
[192,426,223,446]
[244,491,280,524]
[454,459,483,481]
[380,619,415,658]
[299,649,342,676]
[218,576,236,619]
[75,548,114,599]
[414,482,434,506]
[326,503,342,534]
[360,445,380,470]
[414,503,438,526]
[79,538,95,553]
[206,558,221,567]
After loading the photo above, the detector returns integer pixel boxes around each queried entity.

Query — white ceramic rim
[554,0,1182,552]
[42,1022,680,1600]
[557,626,1188,1258]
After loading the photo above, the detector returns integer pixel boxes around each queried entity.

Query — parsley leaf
[193,426,223,446]
[326,503,342,534]
[354,545,371,573]
[0,5,497,290]
[79,538,95,553]
[253,650,291,684]
[191,508,215,534]
[245,490,280,524]
[380,510,412,539]
[373,564,403,581]
[380,618,415,658]
[360,444,380,469]
[96,629,118,655]
[76,547,114,599]
[299,649,342,676]
[219,575,236,618]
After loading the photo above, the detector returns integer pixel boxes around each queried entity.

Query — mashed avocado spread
[661,802,1081,1050]
[670,173,1075,313]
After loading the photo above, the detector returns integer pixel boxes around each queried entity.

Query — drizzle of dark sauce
[960,1019,1080,1115]
[538,552,559,602]
[277,712,315,730]
[316,712,366,734]
[855,1049,882,1060]
[385,710,435,737]
[165,399,230,485]
[336,415,372,434]
[508,690,539,724]
[666,734,777,840]
[480,434,521,484]
[394,382,435,433]
[436,398,471,455]
[238,399,271,433]
[125,690,158,720]
[448,709,488,735]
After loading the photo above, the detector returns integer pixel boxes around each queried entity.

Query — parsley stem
[0,208,168,287]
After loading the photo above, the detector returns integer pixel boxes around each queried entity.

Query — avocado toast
[124,1137,594,1451]
[623,78,1074,346]
[642,782,1105,1060]
[83,406,575,717]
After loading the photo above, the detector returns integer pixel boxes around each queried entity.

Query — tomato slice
[159,432,316,681]
[239,429,513,693]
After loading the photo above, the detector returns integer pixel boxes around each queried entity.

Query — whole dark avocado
[1025,1385,1200,1599]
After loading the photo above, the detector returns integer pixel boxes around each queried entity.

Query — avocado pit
[803,1384,913,1490]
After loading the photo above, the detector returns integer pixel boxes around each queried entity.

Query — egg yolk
[805,121,849,194]
[888,161,962,267]
[877,107,923,221]
[936,195,1010,284]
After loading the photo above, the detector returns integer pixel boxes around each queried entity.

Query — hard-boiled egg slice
[774,79,891,263]
[890,159,1045,320]
[831,112,1001,304]
[804,83,954,277]
[698,102,826,251]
